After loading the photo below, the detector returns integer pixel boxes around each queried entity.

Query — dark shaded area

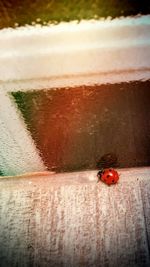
[12,80,150,172]
[96,153,118,169]
[0,0,150,29]
[0,245,149,267]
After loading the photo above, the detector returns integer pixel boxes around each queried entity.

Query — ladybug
[97,168,119,185]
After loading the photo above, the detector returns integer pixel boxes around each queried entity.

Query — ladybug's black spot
[112,179,115,183]
[107,175,110,178]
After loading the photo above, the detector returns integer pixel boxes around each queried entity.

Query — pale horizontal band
[0,15,150,87]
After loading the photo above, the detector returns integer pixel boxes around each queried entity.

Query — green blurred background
[0,0,150,29]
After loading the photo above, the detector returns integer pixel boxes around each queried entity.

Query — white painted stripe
[0,91,46,175]
[0,15,150,86]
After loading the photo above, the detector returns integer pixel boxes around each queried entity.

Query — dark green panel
[0,0,150,29]
[12,80,150,172]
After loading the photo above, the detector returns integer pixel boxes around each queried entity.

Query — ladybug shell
[99,168,119,185]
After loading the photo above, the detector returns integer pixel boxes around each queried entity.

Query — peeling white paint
[0,91,46,175]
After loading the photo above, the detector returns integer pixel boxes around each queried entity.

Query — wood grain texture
[0,168,150,267]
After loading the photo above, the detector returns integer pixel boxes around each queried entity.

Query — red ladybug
[97,168,119,185]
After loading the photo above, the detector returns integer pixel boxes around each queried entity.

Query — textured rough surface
[0,167,150,267]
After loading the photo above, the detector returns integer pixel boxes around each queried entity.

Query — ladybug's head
[97,169,104,181]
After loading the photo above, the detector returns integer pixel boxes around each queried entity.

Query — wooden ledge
[0,167,150,189]
[0,167,150,266]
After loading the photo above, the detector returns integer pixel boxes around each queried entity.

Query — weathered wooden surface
[0,167,150,267]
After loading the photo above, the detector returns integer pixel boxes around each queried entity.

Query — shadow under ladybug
[96,153,118,169]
